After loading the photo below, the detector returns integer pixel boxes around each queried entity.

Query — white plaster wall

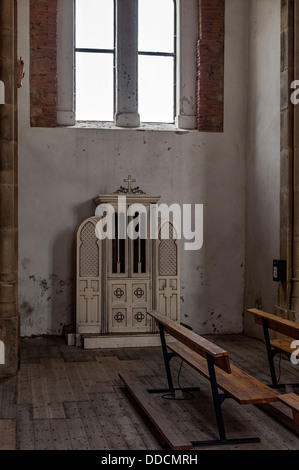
[244,0,281,338]
[18,0,249,337]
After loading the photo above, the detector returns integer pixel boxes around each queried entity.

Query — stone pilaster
[276,0,294,319]
[291,0,299,319]
[0,0,19,376]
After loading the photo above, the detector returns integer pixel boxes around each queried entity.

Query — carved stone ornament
[134,312,145,323]
[114,175,146,195]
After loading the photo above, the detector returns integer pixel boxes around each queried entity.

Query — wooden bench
[121,311,286,447]
[118,372,193,450]
[247,308,299,389]
[277,393,299,425]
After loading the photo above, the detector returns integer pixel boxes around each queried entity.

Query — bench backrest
[247,308,299,340]
[148,311,231,374]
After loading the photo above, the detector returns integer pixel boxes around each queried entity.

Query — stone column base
[0,316,19,377]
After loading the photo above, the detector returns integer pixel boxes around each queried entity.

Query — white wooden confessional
[74,177,180,348]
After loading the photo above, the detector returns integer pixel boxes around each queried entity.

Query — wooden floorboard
[0,334,296,450]
[1,376,17,419]
[33,418,53,450]
[115,381,163,450]
[16,404,35,450]
[89,393,129,450]
[0,419,16,450]
[64,401,91,450]
[76,401,110,450]
[49,418,73,450]
[104,388,150,450]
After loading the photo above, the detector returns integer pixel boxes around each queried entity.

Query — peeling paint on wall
[19,271,74,336]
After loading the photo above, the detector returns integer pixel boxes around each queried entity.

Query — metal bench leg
[262,318,279,388]
[147,324,200,395]
[191,354,261,447]
[147,323,175,394]
[262,319,299,390]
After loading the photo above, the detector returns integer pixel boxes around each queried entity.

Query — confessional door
[75,206,180,338]
[107,210,152,334]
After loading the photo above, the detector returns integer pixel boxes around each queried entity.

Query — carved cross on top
[124,175,136,194]
[114,175,146,195]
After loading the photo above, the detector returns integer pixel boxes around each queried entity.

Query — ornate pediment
[114,175,146,195]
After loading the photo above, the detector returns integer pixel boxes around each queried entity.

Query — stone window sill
[61,121,197,134]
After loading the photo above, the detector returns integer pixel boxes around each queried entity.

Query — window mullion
[115,0,140,127]
[175,0,197,130]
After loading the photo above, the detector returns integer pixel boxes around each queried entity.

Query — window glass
[138,0,175,123]
[75,52,114,121]
[138,0,175,53]
[138,55,175,123]
[75,0,114,50]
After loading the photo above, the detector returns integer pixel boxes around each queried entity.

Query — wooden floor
[0,333,298,451]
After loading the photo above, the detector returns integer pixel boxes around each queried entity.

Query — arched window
[30,0,225,131]
[75,0,176,125]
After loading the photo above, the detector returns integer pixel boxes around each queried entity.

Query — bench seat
[270,338,294,356]
[168,342,279,405]
[277,393,299,425]
[247,308,299,388]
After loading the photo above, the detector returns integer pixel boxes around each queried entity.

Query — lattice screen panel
[159,222,177,277]
[80,221,99,277]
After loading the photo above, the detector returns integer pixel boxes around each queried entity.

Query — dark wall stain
[49,274,59,283]
[39,279,49,297]
[21,258,31,270]
[255,292,263,310]
[20,301,34,316]
[28,273,73,298]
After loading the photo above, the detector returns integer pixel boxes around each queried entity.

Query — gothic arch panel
[158,221,178,277]
[79,220,99,277]
[76,218,102,334]
[156,220,180,322]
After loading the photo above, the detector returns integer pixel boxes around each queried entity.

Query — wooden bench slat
[148,311,231,374]
[277,393,299,425]
[247,309,299,339]
[118,372,193,450]
[270,339,294,356]
[168,342,279,405]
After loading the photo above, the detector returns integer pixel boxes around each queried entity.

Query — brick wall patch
[197,0,225,132]
[30,0,58,127]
